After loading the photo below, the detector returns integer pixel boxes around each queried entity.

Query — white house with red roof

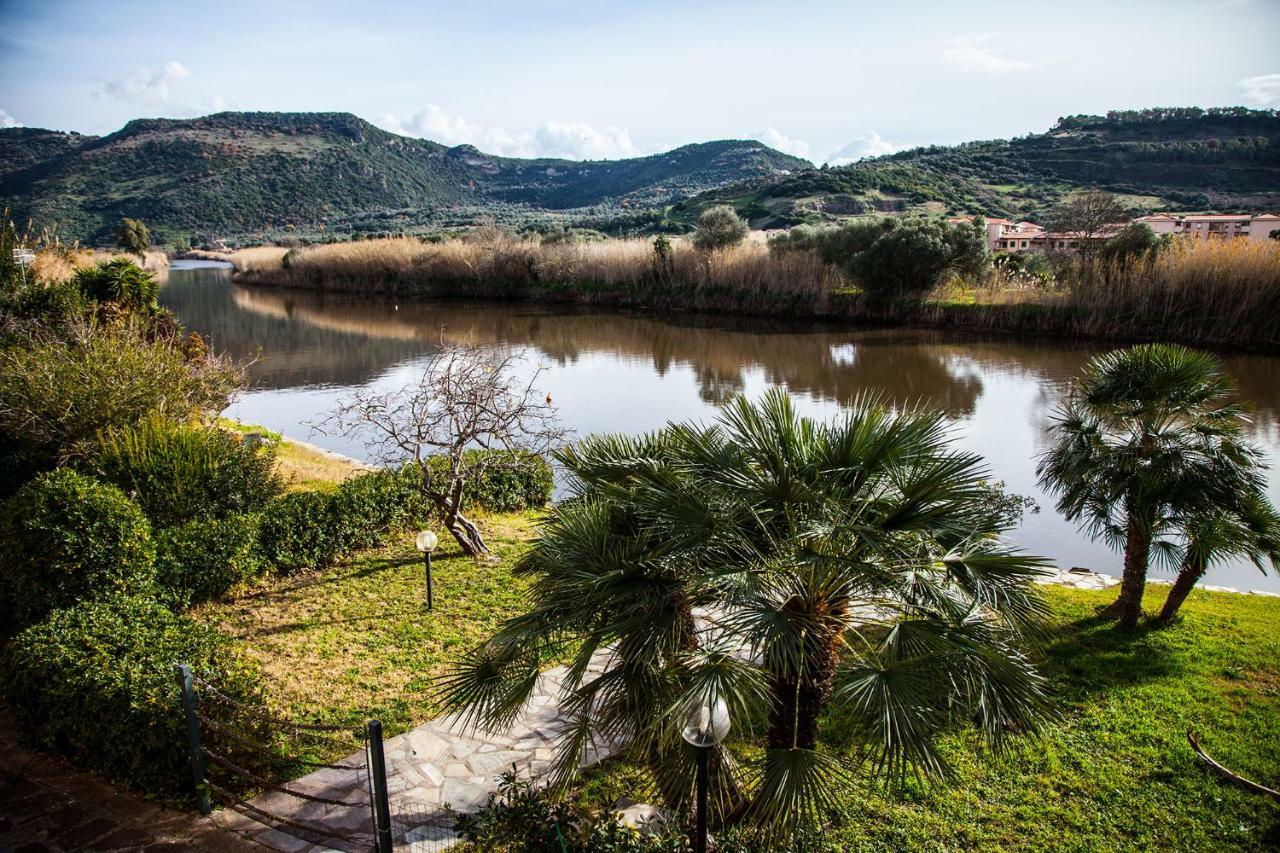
[1136,213,1280,242]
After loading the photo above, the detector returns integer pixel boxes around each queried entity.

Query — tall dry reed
[226,234,1280,350]
[1064,238,1280,348]
[234,235,845,315]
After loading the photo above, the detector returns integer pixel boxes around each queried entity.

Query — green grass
[198,512,537,738]
[200,520,1280,848]
[575,585,1280,851]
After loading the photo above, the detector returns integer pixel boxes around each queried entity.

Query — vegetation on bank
[0,240,552,802]
[227,217,1280,351]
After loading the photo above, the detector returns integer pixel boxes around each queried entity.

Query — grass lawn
[576,585,1280,851]
[200,506,1279,849]
[198,511,538,738]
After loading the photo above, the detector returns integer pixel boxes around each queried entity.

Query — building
[954,211,1280,254]
[1135,213,1280,242]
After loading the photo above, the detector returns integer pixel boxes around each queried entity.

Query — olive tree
[319,344,564,556]
[692,205,749,251]
[117,218,151,258]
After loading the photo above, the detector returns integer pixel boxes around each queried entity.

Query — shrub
[155,514,263,607]
[1097,222,1163,267]
[89,416,282,527]
[73,258,158,311]
[257,451,551,574]
[438,450,554,512]
[328,467,424,552]
[769,217,990,305]
[0,594,270,800]
[691,205,749,251]
[257,490,339,573]
[0,469,155,633]
[0,318,241,464]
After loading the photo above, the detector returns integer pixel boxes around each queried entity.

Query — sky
[1,0,1278,164]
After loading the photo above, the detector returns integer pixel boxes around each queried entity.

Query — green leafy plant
[74,258,159,311]
[443,390,1051,842]
[1037,344,1269,627]
[0,594,271,800]
[0,318,241,467]
[117,218,151,257]
[256,490,338,573]
[155,513,264,607]
[691,205,749,251]
[0,468,155,633]
[89,416,282,527]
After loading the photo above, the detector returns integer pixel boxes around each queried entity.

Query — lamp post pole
[695,743,710,853]
[682,696,730,853]
[415,530,439,611]
[424,549,433,611]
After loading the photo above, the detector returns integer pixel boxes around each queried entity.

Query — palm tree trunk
[1106,516,1150,628]
[765,627,841,751]
[1158,556,1205,624]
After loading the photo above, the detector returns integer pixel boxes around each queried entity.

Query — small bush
[0,594,271,800]
[692,205,749,251]
[155,514,263,607]
[440,450,554,512]
[74,258,159,311]
[257,490,339,573]
[90,416,282,527]
[328,467,424,552]
[0,318,241,463]
[0,469,155,633]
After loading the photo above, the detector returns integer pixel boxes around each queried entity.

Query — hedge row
[258,452,553,573]
[0,449,551,800]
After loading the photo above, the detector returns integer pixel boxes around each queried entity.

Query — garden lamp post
[415,530,439,610]
[681,695,730,853]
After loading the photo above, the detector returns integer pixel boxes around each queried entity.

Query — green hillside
[0,112,809,243]
[671,107,1280,227]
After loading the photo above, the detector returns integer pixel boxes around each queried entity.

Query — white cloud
[1239,73,1280,107]
[940,35,1034,74]
[380,105,638,160]
[99,61,192,104]
[754,127,811,160]
[825,132,899,166]
[0,109,20,129]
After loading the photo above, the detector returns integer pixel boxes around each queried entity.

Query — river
[159,260,1280,593]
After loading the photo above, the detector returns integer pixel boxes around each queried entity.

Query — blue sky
[1,0,1278,163]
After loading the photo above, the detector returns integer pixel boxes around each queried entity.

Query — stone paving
[214,650,619,852]
[212,567,1279,851]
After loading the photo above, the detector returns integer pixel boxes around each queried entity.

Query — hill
[671,107,1280,227]
[0,112,810,244]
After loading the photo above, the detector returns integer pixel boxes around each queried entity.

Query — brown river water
[160,260,1280,592]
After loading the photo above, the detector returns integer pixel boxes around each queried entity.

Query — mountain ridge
[0,111,810,243]
[3,107,1277,244]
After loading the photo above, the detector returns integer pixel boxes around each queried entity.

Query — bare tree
[318,343,565,557]
[1047,190,1128,256]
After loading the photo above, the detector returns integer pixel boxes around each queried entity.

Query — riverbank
[214,236,1280,353]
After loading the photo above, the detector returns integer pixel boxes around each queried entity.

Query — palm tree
[1156,495,1280,624]
[1037,344,1264,628]
[441,389,1053,840]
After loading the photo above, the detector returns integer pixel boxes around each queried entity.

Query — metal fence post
[175,663,212,816]
[367,719,394,853]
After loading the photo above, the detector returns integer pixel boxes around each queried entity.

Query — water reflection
[159,262,1280,592]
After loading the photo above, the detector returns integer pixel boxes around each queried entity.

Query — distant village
[955,212,1280,254]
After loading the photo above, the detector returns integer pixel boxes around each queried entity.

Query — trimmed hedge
[89,416,282,528]
[257,452,551,574]
[155,514,263,607]
[0,594,273,800]
[0,469,155,633]
[256,490,338,573]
